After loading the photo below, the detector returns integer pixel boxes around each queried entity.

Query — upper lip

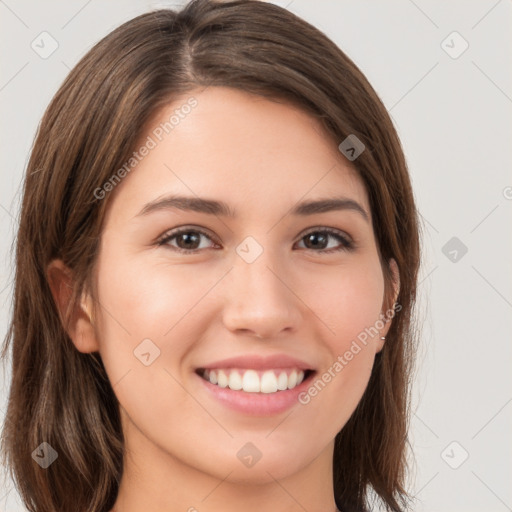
[197,354,315,371]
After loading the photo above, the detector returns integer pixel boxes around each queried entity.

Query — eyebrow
[136,194,369,222]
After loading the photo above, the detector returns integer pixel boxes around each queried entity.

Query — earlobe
[46,259,99,353]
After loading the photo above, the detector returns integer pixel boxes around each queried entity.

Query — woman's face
[87,86,397,488]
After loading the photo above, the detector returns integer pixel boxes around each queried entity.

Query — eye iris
[305,232,328,249]
[177,231,200,249]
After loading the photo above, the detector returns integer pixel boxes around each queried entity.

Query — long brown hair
[1,1,422,510]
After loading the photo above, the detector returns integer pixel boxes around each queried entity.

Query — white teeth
[228,370,243,391]
[288,369,298,389]
[260,371,278,393]
[209,370,218,385]
[277,371,288,391]
[204,368,308,393]
[242,370,260,392]
[217,370,228,388]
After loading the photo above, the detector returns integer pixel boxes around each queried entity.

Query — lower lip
[196,371,315,416]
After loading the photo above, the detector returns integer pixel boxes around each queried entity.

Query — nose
[221,248,303,340]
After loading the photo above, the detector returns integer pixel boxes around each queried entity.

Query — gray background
[1,1,511,511]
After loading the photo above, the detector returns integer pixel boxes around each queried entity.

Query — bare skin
[48,86,399,512]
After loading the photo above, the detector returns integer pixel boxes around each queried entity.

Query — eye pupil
[305,233,327,249]
[178,232,200,249]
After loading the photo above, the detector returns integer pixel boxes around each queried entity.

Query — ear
[376,258,400,353]
[46,259,99,353]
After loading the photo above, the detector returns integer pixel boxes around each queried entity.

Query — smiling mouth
[195,368,315,394]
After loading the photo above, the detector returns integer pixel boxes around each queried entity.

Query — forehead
[106,86,370,223]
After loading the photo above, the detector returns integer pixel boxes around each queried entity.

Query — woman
[1,1,422,511]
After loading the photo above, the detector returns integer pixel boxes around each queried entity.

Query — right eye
[156,227,220,253]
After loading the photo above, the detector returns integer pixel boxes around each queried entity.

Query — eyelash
[156,226,355,254]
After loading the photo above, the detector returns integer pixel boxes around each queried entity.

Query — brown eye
[156,226,354,255]
[296,229,353,253]
[157,228,218,253]
[174,231,202,250]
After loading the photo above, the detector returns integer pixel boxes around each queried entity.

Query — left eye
[156,227,354,254]
[294,229,353,253]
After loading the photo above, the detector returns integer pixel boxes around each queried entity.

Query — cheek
[93,247,224,379]
[299,258,385,348]
[92,251,215,424]
[96,248,212,337]
[295,260,384,417]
